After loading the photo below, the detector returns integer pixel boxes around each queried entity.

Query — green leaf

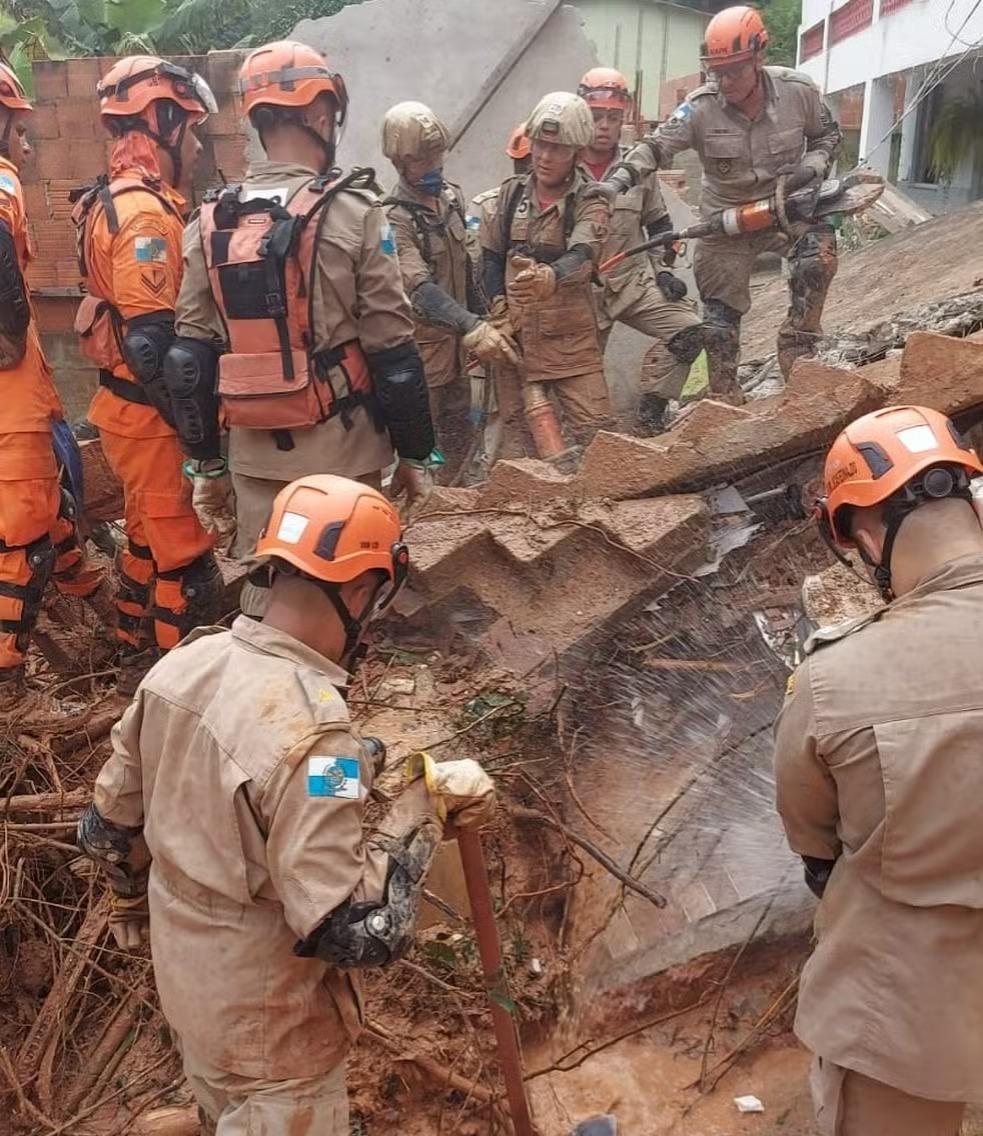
[104,0,166,34]
[489,989,516,1014]
[75,0,106,27]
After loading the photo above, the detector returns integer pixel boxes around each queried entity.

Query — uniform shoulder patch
[661,99,698,134]
[771,66,819,89]
[0,172,17,197]
[380,219,397,255]
[307,755,362,799]
[471,188,500,207]
[134,235,168,264]
[803,609,884,655]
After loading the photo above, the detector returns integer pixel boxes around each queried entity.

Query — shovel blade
[572,1117,617,1136]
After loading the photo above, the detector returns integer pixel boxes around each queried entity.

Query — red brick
[211,136,246,180]
[66,58,102,101]
[55,101,99,140]
[29,105,60,141]
[34,61,68,103]
[34,296,79,334]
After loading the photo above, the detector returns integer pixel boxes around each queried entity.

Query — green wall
[575,0,708,120]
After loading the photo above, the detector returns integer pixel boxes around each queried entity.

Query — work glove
[509,256,556,305]
[184,458,236,546]
[776,162,821,193]
[486,296,519,344]
[407,752,497,832]
[390,458,435,525]
[462,320,519,368]
[655,270,688,302]
[109,890,150,951]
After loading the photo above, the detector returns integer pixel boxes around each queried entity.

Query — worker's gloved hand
[777,162,821,193]
[655,270,688,302]
[509,256,556,305]
[390,457,435,525]
[184,458,236,546]
[407,752,497,832]
[486,296,519,344]
[462,320,519,367]
[109,890,150,950]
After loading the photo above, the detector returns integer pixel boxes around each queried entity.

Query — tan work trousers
[493,364,612,455]
[182,1045,349,1136]
[812,1058,966,1136]
[600,285,702,402]
[233,469,383,617]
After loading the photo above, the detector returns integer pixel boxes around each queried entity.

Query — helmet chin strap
[0,109,12,159]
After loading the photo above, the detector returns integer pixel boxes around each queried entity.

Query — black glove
[802,855,837,898]
[777,163,821,193]
[656,270,687,303]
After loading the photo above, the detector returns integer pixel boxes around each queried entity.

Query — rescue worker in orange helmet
[167,41,435,618]
[78,474,496,1134]
[607,6,842,403]
[480,92,612,456]
[577,67,704,435]
[0,62,108,711]
[775,405,983,1136]
[381,101,517,481]
[72,55,223,696]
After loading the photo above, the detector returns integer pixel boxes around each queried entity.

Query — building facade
[797,0,983,214]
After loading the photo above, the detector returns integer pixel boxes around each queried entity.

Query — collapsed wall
[400,327,983,1015]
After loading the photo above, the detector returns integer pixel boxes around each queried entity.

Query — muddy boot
[703,299,746,406]
[116,646,160,698]
[80,575,118,626]
[636,393,669,436]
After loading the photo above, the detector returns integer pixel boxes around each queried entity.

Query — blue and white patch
[662,101,694,134]
[308,755,362,799]
[0,173,17,196]
[134,236,168,263]
[380,221,396,255]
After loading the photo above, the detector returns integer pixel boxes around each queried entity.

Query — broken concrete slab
[293,0,597,203]
[896,330,983,415]
[577,364,882,498]
[407,494,710,671]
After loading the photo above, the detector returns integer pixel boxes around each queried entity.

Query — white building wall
[798,0,983,93]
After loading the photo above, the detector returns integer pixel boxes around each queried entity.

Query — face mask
[413,168,444,195]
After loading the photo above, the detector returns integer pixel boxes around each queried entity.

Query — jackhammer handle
[457,826,539,1136]
[599,230,679,274]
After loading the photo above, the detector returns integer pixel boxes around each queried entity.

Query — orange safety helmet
[237,40,349,127]
[256,473,408,595]
[0,61,32,114]
[506,122,530,161]
[97,55,217,123]
[700,6,769,68]
[577,67,632,112]
[820,405,983,546]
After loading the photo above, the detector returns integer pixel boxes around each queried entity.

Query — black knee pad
[0,533,55,645]
[666,324,706,366]
[702,299,742,330]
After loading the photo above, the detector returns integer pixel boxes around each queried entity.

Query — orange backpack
[198,170,374,431]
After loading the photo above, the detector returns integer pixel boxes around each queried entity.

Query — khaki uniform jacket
[93,617,390,1079]
[582,147,671,326]
[631,67,842,214]
[774,554,983,1102]
[175,160,412,482]
[479,169,608,383]
[386,178,471,390]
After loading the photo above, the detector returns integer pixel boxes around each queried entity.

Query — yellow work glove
[109,890,150,951]
[509,256,556,306]
[184,458,236,547]
[406,752,497,831]
[462,320,519,368]
[389,458,434,526]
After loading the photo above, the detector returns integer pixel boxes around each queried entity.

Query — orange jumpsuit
[0,156,103,674]
[76,167,214,653]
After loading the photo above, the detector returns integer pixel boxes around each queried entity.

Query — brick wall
[22,52,248,417]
